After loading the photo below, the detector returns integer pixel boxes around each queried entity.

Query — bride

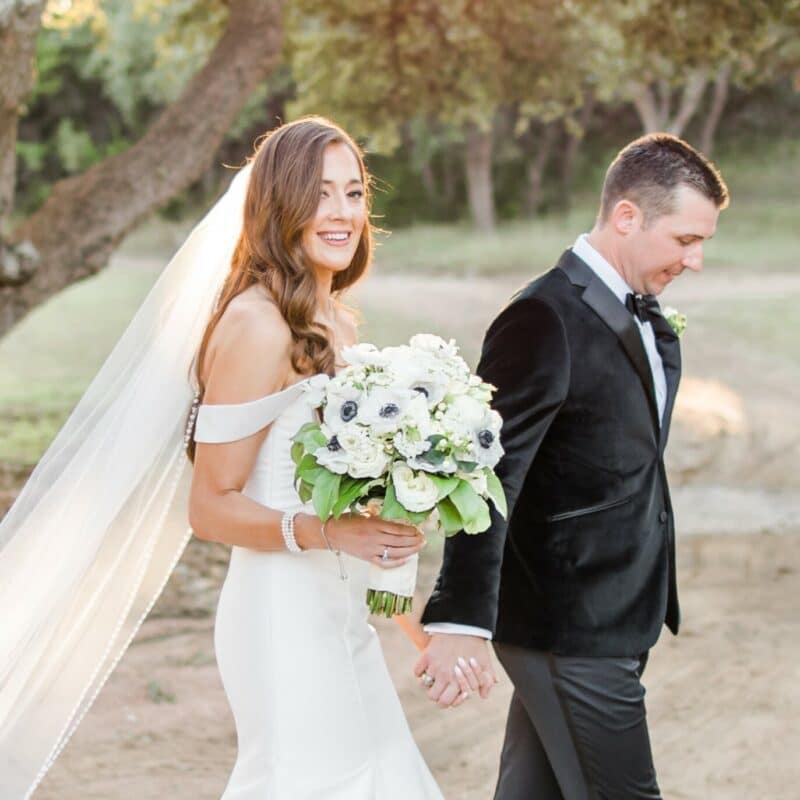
[0,117,476,798]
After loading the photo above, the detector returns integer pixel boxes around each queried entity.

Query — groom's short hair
[598,133,729,226]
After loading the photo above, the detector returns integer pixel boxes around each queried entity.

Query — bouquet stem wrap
[366,553,418,617]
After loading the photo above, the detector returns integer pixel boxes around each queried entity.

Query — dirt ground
[24,271,800,798]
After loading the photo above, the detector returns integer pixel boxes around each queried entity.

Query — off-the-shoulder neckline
[198,373,326,410]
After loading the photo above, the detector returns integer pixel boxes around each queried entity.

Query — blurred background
[1,1,798,798]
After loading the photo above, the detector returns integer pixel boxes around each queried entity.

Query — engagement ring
[420,672,434,688]
[381,546,390,562]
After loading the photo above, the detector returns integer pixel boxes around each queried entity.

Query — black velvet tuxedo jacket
[421,249,682,657]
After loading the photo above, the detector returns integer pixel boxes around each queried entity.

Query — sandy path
[33,532,799,800]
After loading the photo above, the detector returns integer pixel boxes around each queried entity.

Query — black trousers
[493,643,661,800]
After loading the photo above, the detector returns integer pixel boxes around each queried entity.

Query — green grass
[0,265,157,465]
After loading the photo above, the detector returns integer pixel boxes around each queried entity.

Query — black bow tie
[625,292,661,324]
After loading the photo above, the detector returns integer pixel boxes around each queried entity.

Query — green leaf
[436,496,464,535]
[292,422,327,452]
[297,480,313,504]
[291,440,305,466]
[311,470,341,521]
[295,453,325,486]
[485,470,508,519]
[418,448,446,466]
[332,477,370,517]
[428,474,460,501]
[449,480,491,534]
[379,482,406,521]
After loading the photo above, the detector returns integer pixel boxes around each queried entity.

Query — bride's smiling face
[302,142,366,276]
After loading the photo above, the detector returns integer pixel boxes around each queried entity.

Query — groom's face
[622,185,720,296]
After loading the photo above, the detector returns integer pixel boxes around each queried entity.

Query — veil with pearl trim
[0,162,253,798]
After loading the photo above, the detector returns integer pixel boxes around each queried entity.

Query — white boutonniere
[662,306,687,336]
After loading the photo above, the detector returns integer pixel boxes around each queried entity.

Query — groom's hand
[414,633,497,708]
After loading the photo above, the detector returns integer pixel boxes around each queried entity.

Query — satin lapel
[580,278,660,430]
[649,314,682,450]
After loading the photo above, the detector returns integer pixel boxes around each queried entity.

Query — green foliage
[311,469,341,521]
[287,1,588,152]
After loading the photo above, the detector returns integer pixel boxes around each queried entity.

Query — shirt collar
[571,233,632,306]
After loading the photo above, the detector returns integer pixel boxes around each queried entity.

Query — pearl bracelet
[280,510,302,553]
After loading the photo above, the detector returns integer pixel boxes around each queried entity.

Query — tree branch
[2,0,285,338]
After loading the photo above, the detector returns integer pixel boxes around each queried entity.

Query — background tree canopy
[1,0,799,334]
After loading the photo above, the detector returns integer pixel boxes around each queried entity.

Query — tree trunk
[1,0,285,338]
[699,63,731,156]
[523,123,557,217]
[420,161,438,205]
[667,69,709,137]
[463,122,495,232]
[560,93,596,210]
[441,148,457,207]
[0,0,45,224]
[630,83,662,132]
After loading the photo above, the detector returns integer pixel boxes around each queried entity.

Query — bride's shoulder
[202,286,292,400]
[214,287,290,350]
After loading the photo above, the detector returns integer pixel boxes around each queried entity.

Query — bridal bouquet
[291,334,507,618]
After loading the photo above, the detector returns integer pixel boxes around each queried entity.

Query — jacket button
[659,510,668,523]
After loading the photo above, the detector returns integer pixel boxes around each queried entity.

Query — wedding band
[421,672,434,688]
[459,690,470,700]
[381,546,390,562]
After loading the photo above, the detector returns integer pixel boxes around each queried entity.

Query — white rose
[391,462,440,513]
[349,444,391,479]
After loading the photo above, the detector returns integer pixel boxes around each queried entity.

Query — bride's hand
[323,513,425,568]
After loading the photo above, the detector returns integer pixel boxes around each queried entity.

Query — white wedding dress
[193,377,444,800]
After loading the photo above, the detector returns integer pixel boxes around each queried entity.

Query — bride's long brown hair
[186,117,374,462]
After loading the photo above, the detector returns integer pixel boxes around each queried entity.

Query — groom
[417,133,728,798]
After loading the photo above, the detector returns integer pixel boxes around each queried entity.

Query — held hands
[414,633,498,709]
[319,512,425,568]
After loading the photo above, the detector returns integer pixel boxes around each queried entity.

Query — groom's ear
[610,199,641,236]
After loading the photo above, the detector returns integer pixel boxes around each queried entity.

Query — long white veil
[0,161,253,798]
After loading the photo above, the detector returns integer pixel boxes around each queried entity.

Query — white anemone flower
[323,383,365,434]
[470,408,504,468]
[390,351,449,409]
[358,386,419,435]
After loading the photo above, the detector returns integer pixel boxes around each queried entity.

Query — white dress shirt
[424,235,667,641]
[572,234,667,424]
